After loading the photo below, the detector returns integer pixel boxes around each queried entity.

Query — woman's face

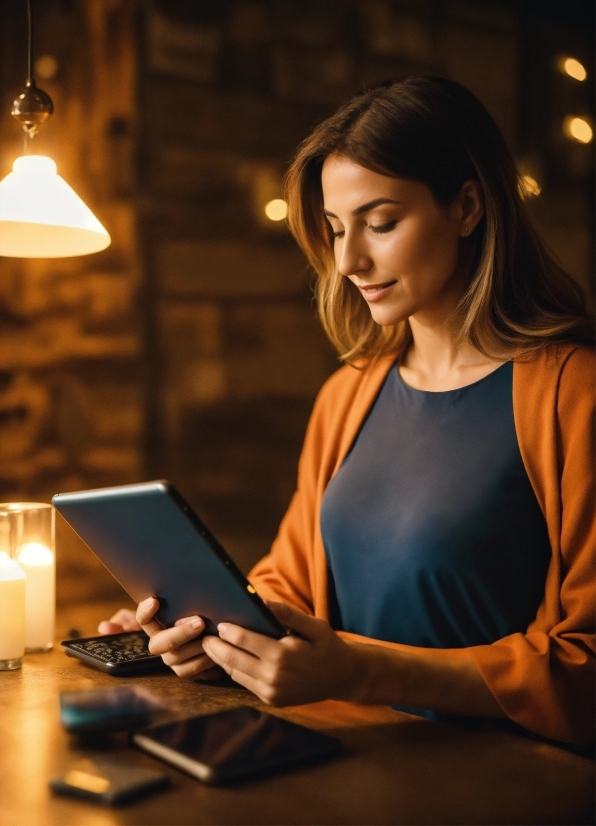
[321,155,476,328]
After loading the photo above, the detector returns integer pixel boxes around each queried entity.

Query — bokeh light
[558,56,587,82]
[34,55,59,80]
[563,116,593,144]
[520,174,541,198]
[264,199,288,221]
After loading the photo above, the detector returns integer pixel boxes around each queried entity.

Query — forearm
[347,642,506,718]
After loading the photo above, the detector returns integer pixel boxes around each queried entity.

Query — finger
[109,608,140,630]
[148,617,204,656]
[216,622,278,659]
[136,597,165,637]
[174,616,199,626]
[265,601,325,641]
[159,636,205,666]
[98,620,127,635]
[202,636,261,682]
[98,609,141,635]
[168,654,217,680]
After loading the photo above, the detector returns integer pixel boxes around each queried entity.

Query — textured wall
[0,0,592,601]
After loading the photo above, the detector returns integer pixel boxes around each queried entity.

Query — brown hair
[285,76,594,364]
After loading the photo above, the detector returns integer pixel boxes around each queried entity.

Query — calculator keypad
[69,633,154,664]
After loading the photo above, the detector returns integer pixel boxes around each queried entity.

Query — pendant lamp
[0,0,110,258]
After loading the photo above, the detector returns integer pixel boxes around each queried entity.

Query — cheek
[393,220,459,285]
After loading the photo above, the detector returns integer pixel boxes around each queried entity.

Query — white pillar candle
[17,542,55,652]
[0,551,26,669]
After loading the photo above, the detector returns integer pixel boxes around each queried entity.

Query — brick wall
[0,0,592,601]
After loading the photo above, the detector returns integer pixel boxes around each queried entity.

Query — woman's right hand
[136,596,224,681]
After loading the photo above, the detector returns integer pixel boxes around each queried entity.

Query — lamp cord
[24,0,33,153]
[27,0,33,84]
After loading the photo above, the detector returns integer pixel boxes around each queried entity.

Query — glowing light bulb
[0,155,110,257]
[520,174,541,198]
[563,116,593,145]
[264,199,288,221]
[558,57,587,82]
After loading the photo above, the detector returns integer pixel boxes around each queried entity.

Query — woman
[101,77,594,745]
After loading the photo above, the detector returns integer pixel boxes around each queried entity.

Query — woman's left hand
[201,601,362,706]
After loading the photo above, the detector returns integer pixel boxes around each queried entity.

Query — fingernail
[191,618,203,630]
[217,623,228,633]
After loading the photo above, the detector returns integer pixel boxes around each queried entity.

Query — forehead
[321,155,411,211]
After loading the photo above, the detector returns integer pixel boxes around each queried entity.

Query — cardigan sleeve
[461,347,595,744]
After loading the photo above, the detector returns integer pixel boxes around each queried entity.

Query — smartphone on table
[132,705,341,784]
[50,758,169,805]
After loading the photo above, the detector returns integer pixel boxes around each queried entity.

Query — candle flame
[18,542,54,566]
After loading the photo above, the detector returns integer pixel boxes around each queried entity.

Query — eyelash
[370,220,397,234]
[331,220,397,239]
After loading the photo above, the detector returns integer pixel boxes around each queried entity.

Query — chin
[367,303,411,327]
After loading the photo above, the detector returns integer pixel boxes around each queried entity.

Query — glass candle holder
[0,503,55,653]
[0,552,26,670]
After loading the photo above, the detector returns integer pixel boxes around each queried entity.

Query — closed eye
[369,221,397,234]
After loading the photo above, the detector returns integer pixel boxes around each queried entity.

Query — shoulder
[514,344,594,393]
[513,345,594,446]
[312,355,395,419]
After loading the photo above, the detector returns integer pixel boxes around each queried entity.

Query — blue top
[320,362,551,659]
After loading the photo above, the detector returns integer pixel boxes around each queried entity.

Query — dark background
[0,0,593,601]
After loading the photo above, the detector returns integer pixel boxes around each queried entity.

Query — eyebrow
[323,198,403,219]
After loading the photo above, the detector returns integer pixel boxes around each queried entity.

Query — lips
[357,280,397,302]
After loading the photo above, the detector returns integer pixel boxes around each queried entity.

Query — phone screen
[132,706,341,783]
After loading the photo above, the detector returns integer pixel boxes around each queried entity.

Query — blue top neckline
[396,360,511,395]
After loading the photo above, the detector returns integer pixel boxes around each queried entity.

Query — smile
[358,280,397,302]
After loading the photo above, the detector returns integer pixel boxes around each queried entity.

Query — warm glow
[0,155,111,257]
[63,770,110,794]
[558,57,587,82]
[18,542,54,566]
[35,55,59,80]
[520,174,541,198]
[0,554,25,580]
[264,198,288,221]
[563,116,593,144]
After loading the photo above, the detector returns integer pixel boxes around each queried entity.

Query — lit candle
[17,542,55,652]
[0,551,26,670]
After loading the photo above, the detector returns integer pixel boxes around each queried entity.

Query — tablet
[52,481,286,638]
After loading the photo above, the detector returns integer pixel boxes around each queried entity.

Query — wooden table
[0,600,593,826]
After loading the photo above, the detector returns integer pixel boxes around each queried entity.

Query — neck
[401,310,504,392]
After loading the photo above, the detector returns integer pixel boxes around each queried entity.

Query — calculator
[61,632,167,676]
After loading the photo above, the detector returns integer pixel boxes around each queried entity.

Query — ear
[456,179,484,238]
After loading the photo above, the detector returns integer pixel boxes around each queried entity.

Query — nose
[337,231,372,277]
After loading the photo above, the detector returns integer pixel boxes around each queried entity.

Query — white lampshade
[0,155,110,258]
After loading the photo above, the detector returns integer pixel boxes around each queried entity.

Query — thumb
[265,600,327,641]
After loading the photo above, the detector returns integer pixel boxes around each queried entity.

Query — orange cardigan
[249,345,595,744]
